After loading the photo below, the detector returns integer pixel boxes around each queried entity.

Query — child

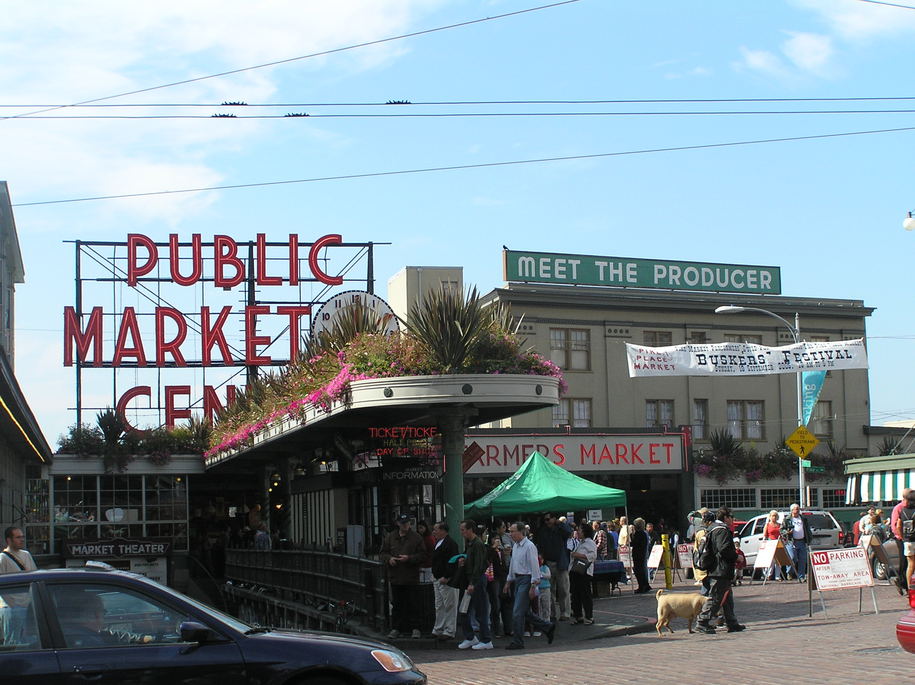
[733,539,747,585]
[532,555,552,636]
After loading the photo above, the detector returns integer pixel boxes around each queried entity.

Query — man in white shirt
[503,522,555,650]
[0,527,37,574]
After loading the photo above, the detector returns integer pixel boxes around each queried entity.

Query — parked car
[897,590,915,653]
[0,565,426,684]
[736,509,842,568]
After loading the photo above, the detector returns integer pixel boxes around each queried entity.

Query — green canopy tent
[464,451,627,518]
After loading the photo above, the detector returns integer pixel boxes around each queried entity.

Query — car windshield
[127,572,252,634]
[803,514,836,530]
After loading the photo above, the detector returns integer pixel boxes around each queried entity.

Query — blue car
[0,565,425,685]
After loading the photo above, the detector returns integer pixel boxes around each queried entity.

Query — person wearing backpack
[695,507,745,635]
[891,488,913,594]
[893,490,915,592]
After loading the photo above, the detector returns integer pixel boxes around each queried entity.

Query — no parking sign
[809,547,873,591]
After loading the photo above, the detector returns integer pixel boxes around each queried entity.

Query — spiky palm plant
[405,286,494,373]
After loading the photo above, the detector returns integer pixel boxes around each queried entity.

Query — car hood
[249,628,396,651]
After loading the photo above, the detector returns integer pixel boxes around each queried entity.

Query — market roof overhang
[843,453,915,504]
[205,374,560,472]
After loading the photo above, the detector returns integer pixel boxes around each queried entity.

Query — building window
[700,488,756,509]
[760,488,797,509]
[810,401,833,438]
[808,335,829,342]
[549,328,590,370]
[553,398,592,428]
[724,333,763,345]
[689,331,708,344]
[644,330,672,346]
[821,488,847,509]
[646,400,674,428]
[727,400,764,440]
[691,399,709,440]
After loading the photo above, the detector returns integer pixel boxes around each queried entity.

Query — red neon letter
[203,384,238,423]
[244,305,272,365]
[214,235,244,288]
[201,306,234,366]
[255,233,283,286]
[308,234,344,285]
[277,305,311,360]
[113,307,148,367]
[164,385,191,428]
[289,234,300,286]
[127,234,157,286]
[155,307,188,366]
[63,306,104,367]
[116,385,151,433]
[169,233,203,286]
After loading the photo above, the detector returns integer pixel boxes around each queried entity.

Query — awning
[843,454,915,504]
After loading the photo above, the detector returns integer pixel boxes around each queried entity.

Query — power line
[0,0,581,121]
[855,0,915,9]
[13,108,915,120]
[4,96,915,108]
[12,124,915,207]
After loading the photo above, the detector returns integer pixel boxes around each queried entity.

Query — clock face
[311,290,399,336]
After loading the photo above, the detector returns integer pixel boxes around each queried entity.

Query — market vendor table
[592,559,626,597]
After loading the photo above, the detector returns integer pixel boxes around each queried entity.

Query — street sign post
[787,425,820,459]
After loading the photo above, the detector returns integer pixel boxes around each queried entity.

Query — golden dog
[655,589,706,637]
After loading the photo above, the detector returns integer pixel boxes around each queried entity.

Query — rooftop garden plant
[205,286,565,459]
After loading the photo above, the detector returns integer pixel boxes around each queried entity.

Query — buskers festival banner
[626,338,868,377]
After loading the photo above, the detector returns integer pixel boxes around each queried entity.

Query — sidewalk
[393,572,907,654]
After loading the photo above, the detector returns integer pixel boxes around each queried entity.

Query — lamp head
[904,211,915,232]
[714,305,746,315]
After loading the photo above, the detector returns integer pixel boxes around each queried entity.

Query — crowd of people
[379,511,679,649]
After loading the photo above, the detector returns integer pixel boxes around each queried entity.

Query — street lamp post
[714,305,806,508]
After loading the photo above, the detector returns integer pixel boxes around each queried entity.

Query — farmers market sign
[503,249,781,294]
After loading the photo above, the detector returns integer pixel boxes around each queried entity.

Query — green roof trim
[843,453,915,474]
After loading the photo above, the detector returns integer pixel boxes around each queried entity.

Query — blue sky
[3,0,915,444]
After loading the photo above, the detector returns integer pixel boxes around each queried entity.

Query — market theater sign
[463,433,687,475]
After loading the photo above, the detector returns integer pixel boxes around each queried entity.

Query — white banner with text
[626,338,868,378]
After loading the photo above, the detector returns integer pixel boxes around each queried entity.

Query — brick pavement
[407,576,913,684]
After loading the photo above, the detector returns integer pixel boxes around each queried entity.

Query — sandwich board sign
[859,534,891,570]
[809,548,873,591]
[752,539,796,583]
[647,544,664,569]
[808,546,878,616]
[676,543,693,569]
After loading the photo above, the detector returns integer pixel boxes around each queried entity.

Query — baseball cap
[395,513,413,524]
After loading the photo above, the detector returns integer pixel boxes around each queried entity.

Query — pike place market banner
[626,339,868,377]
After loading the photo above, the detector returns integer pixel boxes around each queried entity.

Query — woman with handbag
[569,523,597,625]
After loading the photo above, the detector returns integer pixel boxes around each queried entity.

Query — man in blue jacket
[696,507,746,635]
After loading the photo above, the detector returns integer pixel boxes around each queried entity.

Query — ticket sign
[786,425,819,458]
[809,547,873,591]
[677,543,693,569]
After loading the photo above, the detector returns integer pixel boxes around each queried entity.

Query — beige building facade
[389,259,874,526]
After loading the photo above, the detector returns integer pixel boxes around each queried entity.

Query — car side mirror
[180,621,217,644]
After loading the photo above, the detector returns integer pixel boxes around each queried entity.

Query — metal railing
[224,549,388,633]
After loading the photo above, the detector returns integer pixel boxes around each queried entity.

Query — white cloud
[735,47,789,79]
[782,31,833,74]
[0,1,445,222]
[794,0,915,42]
